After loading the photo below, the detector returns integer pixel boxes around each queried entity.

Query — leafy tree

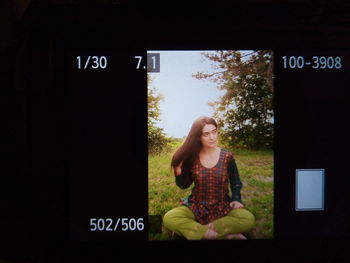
[194,50,273,149]
[148,75,169,155]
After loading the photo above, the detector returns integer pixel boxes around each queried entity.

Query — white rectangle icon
[296,169,325,211]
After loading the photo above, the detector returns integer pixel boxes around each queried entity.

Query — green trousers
[163,206,255,240]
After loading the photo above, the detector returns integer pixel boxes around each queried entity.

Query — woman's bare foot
[202,229,218,240]
[225,233,247,240]
[205,223,215,231]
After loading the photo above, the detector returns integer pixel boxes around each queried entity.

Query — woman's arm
[174,162,193,189]
[228,157,243,203]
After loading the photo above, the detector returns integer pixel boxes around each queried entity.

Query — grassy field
[148,142,273,240]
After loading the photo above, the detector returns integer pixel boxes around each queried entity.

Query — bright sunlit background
[148,50,223,138]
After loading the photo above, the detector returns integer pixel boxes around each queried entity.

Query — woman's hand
[174,161,183,176]
[230,201,244,209]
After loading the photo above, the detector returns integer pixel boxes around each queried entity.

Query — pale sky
[147,50,253,138]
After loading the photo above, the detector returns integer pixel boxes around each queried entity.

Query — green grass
[148,144,273,240]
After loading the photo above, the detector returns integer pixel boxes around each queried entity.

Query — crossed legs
[162,206,255,240]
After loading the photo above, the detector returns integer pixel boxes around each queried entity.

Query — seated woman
[163,116,255,240]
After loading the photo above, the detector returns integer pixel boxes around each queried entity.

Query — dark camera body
[1,1,350,262]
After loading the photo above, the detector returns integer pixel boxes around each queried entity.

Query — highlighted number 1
[147,53,160,72]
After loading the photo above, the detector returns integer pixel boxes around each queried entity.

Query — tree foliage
[194,50,273,149]
[148,75,169,155]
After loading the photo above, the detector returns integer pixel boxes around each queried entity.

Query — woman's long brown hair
[171,116,218,174]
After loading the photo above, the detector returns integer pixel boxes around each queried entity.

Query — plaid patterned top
[175,149,243,225]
